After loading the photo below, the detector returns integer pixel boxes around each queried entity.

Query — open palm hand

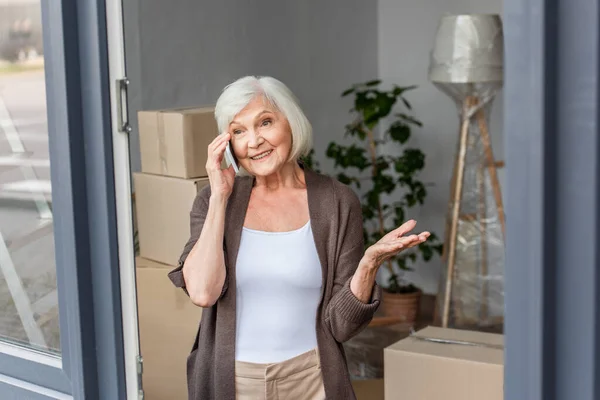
[364,220,430,268]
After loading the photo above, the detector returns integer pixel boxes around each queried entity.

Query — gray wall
[124,0,504,295]
[124,1,378,175]
[378,0,504,293]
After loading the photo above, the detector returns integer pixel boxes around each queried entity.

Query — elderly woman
[168,76,430,400]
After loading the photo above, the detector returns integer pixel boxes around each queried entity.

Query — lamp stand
[435,94,505,329]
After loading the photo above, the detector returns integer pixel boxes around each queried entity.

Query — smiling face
[228,96,293,177]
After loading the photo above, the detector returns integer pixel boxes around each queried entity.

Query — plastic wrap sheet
[434,82,505,333]
[344,325,409,380]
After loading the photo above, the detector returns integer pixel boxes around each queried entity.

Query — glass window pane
[0,0,59,355]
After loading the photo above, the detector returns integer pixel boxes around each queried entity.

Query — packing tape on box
[409,328,504,350]
[156,112,168,174]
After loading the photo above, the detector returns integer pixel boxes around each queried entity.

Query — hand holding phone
[224,142,239,174]
[206,132,237,200]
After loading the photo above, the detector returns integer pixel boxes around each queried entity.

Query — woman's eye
[232,129,242,135]
[261,119,272,127]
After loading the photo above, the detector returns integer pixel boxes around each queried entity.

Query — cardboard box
[136,256,202,400]
[352,379,384,400]
[384,326,503,400]
[138,107,218,178]
[134,172,209,266]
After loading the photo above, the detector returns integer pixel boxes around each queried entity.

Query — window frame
[0,0,126,398]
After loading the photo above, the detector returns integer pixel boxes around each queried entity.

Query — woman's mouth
[250,150,273,161]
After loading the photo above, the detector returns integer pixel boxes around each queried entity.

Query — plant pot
[381,289,422,325]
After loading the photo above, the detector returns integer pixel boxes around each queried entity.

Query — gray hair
[214,76,313,164]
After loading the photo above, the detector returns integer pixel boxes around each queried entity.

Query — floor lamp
[429,15,506,330]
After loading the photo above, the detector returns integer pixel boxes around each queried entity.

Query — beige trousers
[235,348,326,400]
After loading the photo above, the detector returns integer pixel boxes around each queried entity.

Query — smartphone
[225,142,239,174]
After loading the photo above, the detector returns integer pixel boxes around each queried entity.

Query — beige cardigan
[168,165,382,399]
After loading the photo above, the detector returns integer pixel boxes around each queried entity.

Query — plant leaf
[362,204,375,220]
[419,243,433,261]
[396,113,423,127]
[365,79,381,87]
[388,122,411,144]
[394,206,405,227]
[396,258,410,271]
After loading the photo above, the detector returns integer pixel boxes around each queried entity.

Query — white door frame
[105,0,141,398]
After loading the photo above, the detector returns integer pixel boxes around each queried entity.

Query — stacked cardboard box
[134,173,209,266]
[384,326,504,400]
[136,256,202,400]
[134,107,218,399]
[135,107,216,266]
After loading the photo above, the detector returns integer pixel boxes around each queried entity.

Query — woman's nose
[247,129,263,148]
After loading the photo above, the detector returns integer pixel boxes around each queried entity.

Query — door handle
[116,78,131,133]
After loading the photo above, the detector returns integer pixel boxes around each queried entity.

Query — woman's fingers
[418,232,430,241]
[384,219,417,240]
[376,239,409,257]
[383,232,430,254]
[208,132,230,152]
[208,134,230,166]
[215,139,228,154]
[400,232,429,247]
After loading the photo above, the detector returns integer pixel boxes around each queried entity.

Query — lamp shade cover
[429,14,504,83]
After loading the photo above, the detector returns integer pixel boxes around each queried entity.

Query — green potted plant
[323,80,443,325]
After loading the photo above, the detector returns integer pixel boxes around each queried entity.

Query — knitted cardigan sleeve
[323,183,381,343]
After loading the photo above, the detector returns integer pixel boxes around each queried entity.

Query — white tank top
[234,220,323,363]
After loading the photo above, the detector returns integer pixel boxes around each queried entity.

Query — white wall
[378,0,504,294]
[124,1,378,175]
